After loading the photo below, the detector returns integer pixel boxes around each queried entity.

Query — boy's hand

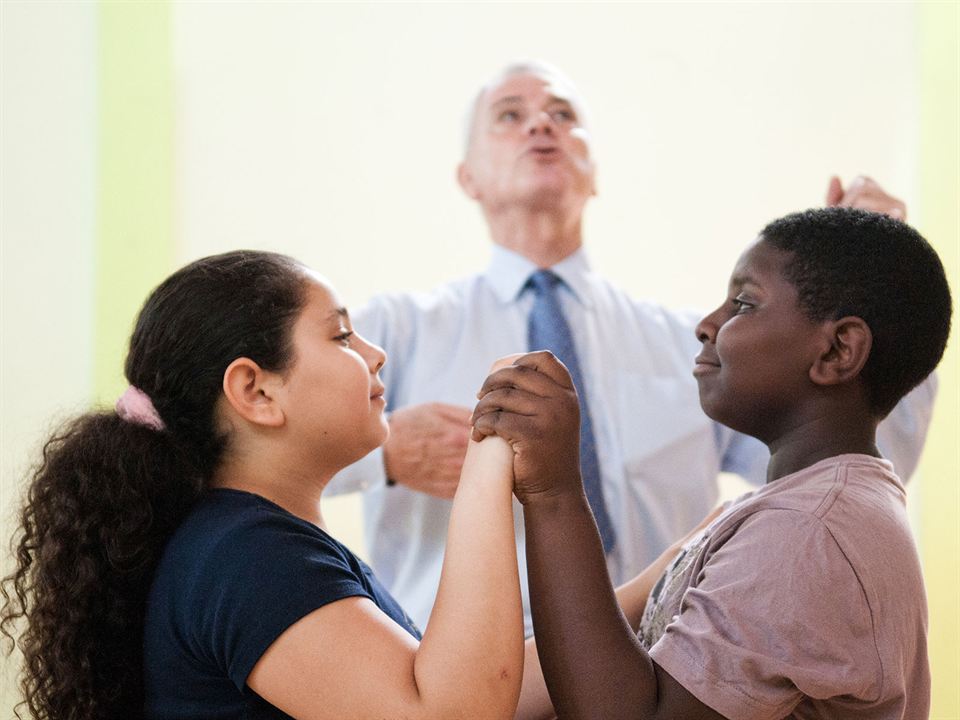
[471,351,582,505]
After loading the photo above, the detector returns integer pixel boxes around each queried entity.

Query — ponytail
[2,250,307,720]
[2,412,203,719]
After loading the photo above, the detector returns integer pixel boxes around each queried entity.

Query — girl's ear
[809,317,872,387]
[221,357,286,428]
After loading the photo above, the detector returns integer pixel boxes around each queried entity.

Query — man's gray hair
[462,60,591,156]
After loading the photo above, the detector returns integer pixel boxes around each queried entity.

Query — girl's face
[693,238,826,444]
[277,273,389,471]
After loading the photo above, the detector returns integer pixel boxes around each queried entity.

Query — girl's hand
[471,351,582,506]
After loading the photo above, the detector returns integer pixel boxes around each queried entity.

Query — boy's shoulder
[650,452,929,718]
[726,454,905,522]
[709,454,918,590]
[714,454,922,604]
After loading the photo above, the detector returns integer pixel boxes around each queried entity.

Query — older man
[329,61,932,634]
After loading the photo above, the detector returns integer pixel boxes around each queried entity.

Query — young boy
[473,207,951,719]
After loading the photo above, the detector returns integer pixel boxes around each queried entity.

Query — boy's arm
[514,506,722,720]
[473,352,726,720]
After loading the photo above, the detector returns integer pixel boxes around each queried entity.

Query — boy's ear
[221,357,286,428]
[809,317,872,387]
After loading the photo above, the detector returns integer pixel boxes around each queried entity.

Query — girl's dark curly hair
[1,250,308,719]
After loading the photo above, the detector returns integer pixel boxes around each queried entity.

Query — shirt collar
[484,245,595,309]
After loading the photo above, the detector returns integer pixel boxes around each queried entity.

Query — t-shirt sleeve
[188,513,375,690]
[649,510,882,720]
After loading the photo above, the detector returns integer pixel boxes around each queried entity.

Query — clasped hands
[471,351,585,505]
[380,352,584,504]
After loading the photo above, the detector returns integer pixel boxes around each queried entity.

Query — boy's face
[693,238,827,443]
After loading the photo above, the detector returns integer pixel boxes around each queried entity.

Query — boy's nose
[695,310,720,344]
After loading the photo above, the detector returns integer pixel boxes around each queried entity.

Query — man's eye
[731,298,753,313]
[497,109,521,123]
[551,108,576,122]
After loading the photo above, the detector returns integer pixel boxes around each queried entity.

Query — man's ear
[457,161,480,200]
[809,317,872,387]
[222,357,286,428]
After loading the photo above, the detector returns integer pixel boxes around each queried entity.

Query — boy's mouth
[693,354,720,376]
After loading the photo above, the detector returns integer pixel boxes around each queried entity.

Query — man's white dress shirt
[329,246,935,635]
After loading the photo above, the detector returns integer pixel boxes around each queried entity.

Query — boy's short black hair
[761,207,951,417]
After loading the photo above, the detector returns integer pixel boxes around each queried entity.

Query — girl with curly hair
[1,250,523,720]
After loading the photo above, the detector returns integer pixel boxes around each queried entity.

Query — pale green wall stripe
[918,3,959,718]
[94,0,174,403]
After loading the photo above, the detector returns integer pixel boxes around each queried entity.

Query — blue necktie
[526,269,616,553]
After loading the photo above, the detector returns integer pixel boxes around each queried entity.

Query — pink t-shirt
[642,454,929,720]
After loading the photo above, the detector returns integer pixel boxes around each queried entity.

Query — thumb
[825,175,844,206]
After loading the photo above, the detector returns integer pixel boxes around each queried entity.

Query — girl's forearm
[414,437,523,719]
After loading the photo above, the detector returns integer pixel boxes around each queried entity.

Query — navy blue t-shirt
[143,489,421,719]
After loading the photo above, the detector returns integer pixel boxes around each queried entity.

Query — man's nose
[526,110,555,135]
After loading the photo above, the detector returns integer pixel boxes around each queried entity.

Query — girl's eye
[334,331,353,346]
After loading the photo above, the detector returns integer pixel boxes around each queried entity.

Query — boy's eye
[731,298,754,313]
[334,331,353,346]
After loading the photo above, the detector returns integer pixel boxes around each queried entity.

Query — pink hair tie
[115,386,165,431]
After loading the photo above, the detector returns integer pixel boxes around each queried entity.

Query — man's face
[458,71,596,213]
